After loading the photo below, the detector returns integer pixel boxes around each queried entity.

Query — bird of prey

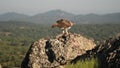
[51,19,75,35]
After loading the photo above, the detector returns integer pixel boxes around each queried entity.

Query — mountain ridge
[0,10,120,24]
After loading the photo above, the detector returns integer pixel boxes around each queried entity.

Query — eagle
[51,19,75,35]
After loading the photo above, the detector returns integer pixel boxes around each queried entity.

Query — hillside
[0,10,120,24]
[0,22,120,67]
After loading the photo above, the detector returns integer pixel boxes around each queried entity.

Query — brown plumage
[51,19,75,34]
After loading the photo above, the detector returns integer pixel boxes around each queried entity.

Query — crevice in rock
[45,41,56,63]
[46,49,56,63]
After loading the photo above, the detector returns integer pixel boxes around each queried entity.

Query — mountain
[73,13,120,24]
[29,10,75,24]
[0,12,29,21]
[0,10,120,24]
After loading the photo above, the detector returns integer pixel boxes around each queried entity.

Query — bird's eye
[57,21,59,22]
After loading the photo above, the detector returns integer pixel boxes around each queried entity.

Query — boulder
[0,64,2,68]
[72,35,120,68]
[95,36,120,68]
[21,33,95,68]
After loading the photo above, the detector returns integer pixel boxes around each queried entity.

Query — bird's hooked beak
[51,23,57,28]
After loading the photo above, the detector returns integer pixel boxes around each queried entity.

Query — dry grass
[65,58,98,68]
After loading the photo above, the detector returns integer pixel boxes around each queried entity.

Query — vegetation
[65,58,98,68]
[0,21,120,68]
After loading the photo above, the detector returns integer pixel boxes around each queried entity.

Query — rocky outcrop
[0,64,2,68]
[95,36,120,68]
[72,35,120,68]
[21,33,95,68]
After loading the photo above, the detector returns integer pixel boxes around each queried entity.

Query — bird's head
[56,19,65,23]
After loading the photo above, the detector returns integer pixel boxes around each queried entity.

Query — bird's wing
[56,20,73,27]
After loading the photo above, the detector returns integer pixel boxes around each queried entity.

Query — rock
[72,35,120,68]
[21,33,95,68]
[96,36,120,68]
[0,64,1,68]
[96,37,120,68]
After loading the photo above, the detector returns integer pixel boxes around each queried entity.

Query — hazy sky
[0,0,120,15]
